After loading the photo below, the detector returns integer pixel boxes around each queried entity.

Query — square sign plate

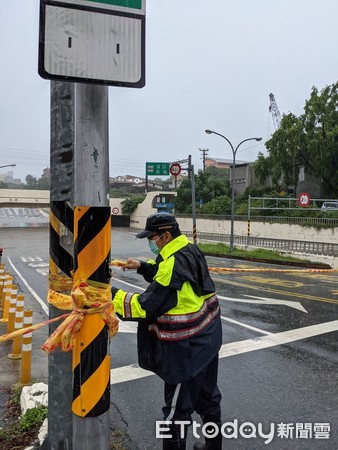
[39,0,145,87]
[146,162,170,176]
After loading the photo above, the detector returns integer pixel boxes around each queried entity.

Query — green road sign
[146,162,170,176]
[39,0,145,86]
[84,0,142,9]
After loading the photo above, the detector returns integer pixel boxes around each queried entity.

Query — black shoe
[193,433,222,450]
[163,437,186,450]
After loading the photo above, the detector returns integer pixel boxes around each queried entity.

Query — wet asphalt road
[0,227,337,449]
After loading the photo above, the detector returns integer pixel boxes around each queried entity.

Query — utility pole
[190,163,197,245]
[48,80,75,450]
[183,155,197,245]
[72,83,112,450]
[188,155,192,180]
[199,148,209,172]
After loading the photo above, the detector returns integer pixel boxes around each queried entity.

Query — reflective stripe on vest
[156,294,218,324]
[124,292,136,318]
[148,304,220,341]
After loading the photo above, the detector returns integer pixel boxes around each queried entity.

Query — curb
[203,252,333,270]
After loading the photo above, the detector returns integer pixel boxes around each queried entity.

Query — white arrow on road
[218,294,307,313]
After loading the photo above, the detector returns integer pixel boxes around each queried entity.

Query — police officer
[111,213,222,450]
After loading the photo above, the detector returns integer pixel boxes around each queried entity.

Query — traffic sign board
[39,0,145,87]
[146,162,170,176]
[298,192,310,207]
[169,163,181,176]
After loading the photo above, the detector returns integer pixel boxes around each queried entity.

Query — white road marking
[21,256,44,263]
[7,260,336,388]
[220,316,273,335]
[111,276,145,291]
[6,257,49,316]
[110,320,338,385]
[218,294,307,313]
[36,268,49,277]
[218,320,338,358]
[28,262,49,268]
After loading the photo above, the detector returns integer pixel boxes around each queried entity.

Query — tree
[175,167,230,214]
[257,82,338,197]
[37,177,50,190]
[266,112,305,193]
[121,195,146,215]
[25,175,38,189]
[23,174,50,190]
[254,152,271,186]
[301,83,338,197]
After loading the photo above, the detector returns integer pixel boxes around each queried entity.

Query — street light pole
[0,164,16,169]
[205,129,262,252]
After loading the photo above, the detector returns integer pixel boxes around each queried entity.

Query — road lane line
[6,257,49,316]
[110,320,338,385]
[219,294,307,313]
[220,316,273,335]
[212,276,338,304]
[112,276,146,291]
[218,320,338,358]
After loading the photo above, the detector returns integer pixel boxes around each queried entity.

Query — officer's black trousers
[162,354,222,429]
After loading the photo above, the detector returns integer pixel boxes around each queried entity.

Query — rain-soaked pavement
[0,227,337,449]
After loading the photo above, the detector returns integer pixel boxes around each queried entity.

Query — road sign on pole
[39,0,146,87]
[146,162,170,176]
[298,192,310,207]
[169,163,181,176]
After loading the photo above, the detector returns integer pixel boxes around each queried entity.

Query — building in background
[205,157,258,195]
[0,170,21,185]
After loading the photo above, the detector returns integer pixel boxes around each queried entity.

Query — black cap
[136,213,179,239]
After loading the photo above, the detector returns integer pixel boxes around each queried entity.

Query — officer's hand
[123,258,141,271]
[111,286,119,299]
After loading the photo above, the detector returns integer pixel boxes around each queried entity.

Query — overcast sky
[0,0,337,182]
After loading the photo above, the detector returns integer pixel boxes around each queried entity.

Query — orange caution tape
[42,279,119,353]
[208,267,337,273]
[0,314,69,344]
[49,272,73,292]
[0,279,119,353]
[111,259,127,267]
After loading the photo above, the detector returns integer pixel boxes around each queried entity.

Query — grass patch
[198,242,310,264]
[0,386,47,450]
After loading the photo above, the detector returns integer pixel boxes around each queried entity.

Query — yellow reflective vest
[113,234,222,384]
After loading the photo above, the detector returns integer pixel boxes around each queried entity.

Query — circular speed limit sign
[170,163,181,176]
[298,192,310,207]
[112,207,119,214]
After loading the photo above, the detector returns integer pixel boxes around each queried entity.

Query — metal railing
[175,213,338,228]
[184,231,338,257]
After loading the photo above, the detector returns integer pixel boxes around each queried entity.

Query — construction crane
[269,93,282,130]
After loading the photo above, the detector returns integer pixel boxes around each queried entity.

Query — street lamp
[0,164,16,169]
[205,129,262,252]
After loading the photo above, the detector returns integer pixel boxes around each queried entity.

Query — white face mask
[148,235,162,255]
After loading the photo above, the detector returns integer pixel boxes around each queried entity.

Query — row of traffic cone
[0,262,32,385]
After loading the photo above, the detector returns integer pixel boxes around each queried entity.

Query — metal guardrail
[176,213,338,228]
[184,231,338,257]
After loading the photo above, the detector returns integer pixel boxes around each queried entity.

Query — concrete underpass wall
[173,216,337,244]
[0,189,50,206]
[129,191,174,228]
[2,189,336,244]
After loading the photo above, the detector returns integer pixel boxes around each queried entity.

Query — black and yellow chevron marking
[72,206,111,417]
[72,314,111,417]
[193,224,197,243]
[73,206,111,283]
[50,201,74,277]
